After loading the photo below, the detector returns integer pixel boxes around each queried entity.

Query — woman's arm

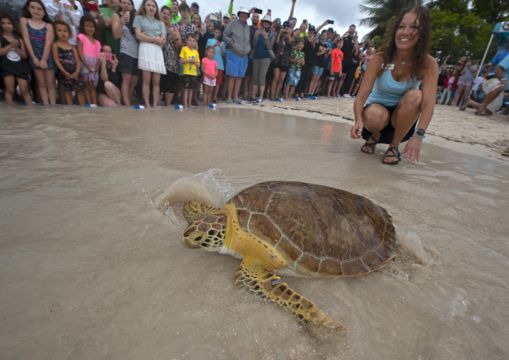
[134,27,159,44]
[401,55,439,162]
[351,54,384,139]
[111,12,123,40]
[98,53,108,82]
[415,55,438,131]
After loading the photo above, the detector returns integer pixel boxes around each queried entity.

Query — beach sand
[0,100,508,359]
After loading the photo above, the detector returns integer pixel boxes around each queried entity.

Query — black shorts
[275,64,289,72]
[117,53,138,76]
[361,103,416,144]
[181,75,196,89]
[161,71,178,93]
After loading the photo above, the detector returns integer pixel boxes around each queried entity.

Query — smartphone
[254,8,263,14]
[327,19,334,24]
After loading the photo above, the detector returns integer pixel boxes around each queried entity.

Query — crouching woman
[351,5,438,165]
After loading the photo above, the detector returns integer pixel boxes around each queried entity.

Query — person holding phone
[97,44,122,106]
[338,24,357,97]
[351,5,438,165]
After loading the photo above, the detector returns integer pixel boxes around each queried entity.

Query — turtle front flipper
[235,257,343,330]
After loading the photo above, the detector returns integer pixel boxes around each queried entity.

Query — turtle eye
[195,235,203,242]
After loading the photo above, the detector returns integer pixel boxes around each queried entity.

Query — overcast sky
[154,0,372,38]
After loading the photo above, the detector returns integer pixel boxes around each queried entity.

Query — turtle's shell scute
[230,181,396,276]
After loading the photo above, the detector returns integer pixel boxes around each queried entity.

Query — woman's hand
[401,136,422,163]
[39,59,48,69]
[350,120,363,139]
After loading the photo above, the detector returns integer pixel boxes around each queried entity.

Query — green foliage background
[360,0,509,63]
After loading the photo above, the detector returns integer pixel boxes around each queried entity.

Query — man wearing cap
[223,6,251,104]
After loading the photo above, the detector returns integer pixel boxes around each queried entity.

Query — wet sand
[0,103,508,359]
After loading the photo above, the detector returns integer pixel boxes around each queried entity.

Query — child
[19,0,56,105]
[52,20,84,105]
[328,37,343,97]
[0,13,32,105]
[77,14,101,107]
[284,38,304,100]
[179,34,199,108]
[201,45,217,107]
[440,68,458,105]
[205,25,224,103]
[133,0,167,108]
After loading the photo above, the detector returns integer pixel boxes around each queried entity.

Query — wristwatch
[415,128,426,138]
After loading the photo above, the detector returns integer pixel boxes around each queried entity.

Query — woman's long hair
[22,0,51,23]
[382,5,431,76]
[137,0,160,20]
[118,0,136,36]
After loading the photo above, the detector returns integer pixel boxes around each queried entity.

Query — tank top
[120,25,138,58]
[366,68,421,107]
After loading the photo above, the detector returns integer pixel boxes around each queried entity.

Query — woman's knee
[401,89,422,108]
[363,105,389,129]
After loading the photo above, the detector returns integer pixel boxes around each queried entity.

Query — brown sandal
[382,145,401,165]
[360,137,378,155]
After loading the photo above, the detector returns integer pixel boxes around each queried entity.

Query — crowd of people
[0,0,375,108]
[436,40,509,116]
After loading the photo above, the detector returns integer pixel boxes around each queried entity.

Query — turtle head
[182,211,227,252]
[183,201,223,223]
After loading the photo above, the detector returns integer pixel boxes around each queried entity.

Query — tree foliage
[360,0,509,63]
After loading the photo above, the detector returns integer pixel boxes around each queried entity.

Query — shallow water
[0,106,508,360]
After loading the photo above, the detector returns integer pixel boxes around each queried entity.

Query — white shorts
[203,77,216,87]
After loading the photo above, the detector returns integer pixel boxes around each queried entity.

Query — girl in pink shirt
[201,46,218,107]
[77,14,101,106]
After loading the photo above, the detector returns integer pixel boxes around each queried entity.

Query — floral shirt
[290,49,305,70]
[163,25,179,74]
[177,22,198,43]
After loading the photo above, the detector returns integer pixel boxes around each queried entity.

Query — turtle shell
[229,181,396,276]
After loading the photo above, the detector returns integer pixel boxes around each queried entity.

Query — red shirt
[331,48,343,73]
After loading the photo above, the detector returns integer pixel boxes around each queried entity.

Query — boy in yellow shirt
[179,34,200,108]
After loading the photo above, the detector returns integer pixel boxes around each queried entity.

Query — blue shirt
[253,33,270,59]
[366,68,421,107]
[206,38,224,71]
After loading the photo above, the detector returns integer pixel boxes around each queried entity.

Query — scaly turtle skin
[182,181,397,329]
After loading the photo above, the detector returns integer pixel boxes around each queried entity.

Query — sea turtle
[182,181,397,329]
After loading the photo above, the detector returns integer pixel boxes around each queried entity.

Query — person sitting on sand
[351,5,438,165]
[460,65,506,116]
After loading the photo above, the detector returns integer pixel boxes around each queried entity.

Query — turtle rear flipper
[235,257,343,330]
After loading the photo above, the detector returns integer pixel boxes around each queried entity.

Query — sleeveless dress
[27,22,54,69]
[362,67,421,144]
[56,46,84,92]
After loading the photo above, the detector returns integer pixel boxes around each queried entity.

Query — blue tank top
[253,33,270,59]
[366,68,421,107]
